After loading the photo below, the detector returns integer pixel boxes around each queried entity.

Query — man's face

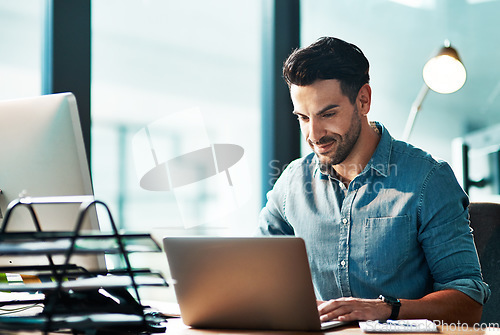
[290,79,362,167]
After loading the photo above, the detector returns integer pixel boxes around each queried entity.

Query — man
[257,37,490,324]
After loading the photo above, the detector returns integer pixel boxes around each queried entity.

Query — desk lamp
[402,41,466,141]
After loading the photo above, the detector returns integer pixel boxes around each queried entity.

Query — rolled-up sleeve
[418,162,491,305]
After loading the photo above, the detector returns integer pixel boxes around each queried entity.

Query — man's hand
[317,290,483,324]
[317,297,391,322]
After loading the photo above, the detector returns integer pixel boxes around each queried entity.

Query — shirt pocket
[364,215,410,274]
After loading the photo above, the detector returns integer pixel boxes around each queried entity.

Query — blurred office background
[2,0,500,300]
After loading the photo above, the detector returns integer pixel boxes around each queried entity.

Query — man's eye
[297,115,309,121]
[323,113,335,118]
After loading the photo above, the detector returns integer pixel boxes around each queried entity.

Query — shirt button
[342,218,348,224]
[340,260,346,267]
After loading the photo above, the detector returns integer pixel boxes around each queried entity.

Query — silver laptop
[163,236,348,331]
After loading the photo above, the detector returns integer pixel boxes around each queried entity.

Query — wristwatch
[378,295,401,320]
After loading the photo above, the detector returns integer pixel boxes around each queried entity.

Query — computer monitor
[0,92,102,269]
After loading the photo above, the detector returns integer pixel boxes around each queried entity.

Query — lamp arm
[402,84,429,142]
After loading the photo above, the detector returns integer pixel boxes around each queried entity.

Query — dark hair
[283,37,370,104]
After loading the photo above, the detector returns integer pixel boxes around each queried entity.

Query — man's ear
[357,84,372,115]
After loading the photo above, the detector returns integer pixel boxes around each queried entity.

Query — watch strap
[378,295,401,320]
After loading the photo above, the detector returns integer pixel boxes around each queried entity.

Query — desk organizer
[0,196,169,333]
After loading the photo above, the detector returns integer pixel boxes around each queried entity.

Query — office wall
[301,0,500,164]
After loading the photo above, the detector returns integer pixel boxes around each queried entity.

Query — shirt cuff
[434,278,491,305]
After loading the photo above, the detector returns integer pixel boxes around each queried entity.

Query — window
[0,1,42,100]
[91,0,262,239]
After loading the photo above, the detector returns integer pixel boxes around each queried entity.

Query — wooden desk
[2,318,497,335]
[163,318,498,335]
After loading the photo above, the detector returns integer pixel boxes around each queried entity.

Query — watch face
[380,295,401,305]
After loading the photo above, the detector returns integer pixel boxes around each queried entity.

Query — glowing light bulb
[423,53,466,94]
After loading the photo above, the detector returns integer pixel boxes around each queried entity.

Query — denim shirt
[258,122,490,305]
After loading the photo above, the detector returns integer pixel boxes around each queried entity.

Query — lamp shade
[422,44,466,94]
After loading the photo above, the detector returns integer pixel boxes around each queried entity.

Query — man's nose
[308,119,326,143]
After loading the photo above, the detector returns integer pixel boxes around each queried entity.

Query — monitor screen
[0,92,102,269]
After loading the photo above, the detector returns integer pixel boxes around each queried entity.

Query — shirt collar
[365,121,392,178]
[314,121,393,179]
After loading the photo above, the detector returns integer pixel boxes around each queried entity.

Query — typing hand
[317,297,391,322]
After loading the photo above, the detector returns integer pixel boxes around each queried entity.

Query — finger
[319,304,353,322]
[318,297,353,315]
[317,300,338,315]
